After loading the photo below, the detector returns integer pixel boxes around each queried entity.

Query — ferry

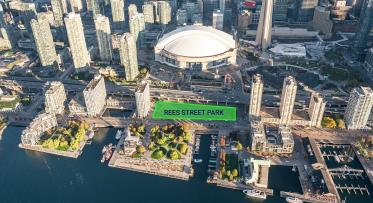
[285,196,303,203]
[115,130,123,140]
[193,158,203,163]
[243,189,266,200]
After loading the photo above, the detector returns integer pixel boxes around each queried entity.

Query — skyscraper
[51,0,68,27]
[203,0,219,24]
[344,86,373,129]
[45,81,67,115]
[296,0,318,22]
[94,14,112,61]
[128,4,138,19]
[64,13,91,70]
[119,33,139,81]
[212,10,224,30]
[354,0,373,54]
[83,74,107,116]
[30,18,58,66]
[135,80,151,118]
[279,76,297,125]
[249,74,264,120]
[89,0,102,17]
[9,1,36,32]
[256,0,273,50]
[0,4,5,27]
[158,1,172,25]
[273,0,288,21]
[143,2,155,25]
[219,0,225,12]
[308,92,326,128]
[176,9,187,25]
[69,0,84,13]
[129,13,145,43]
[110,0,125,30]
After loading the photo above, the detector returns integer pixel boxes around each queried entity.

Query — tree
[336,119,346,129]
[232,169,238,177]
[136,145,146,154]
[148,142,156,150]
[226,170,231,177]
[177,136,184,142]
[229,174,234,181]
[178,143,188,155]
[321,117,336,128]
[151,149,165,159]
[236,142,243,151]
[169,150,179,160]
[183,132,191,142]
[156,136,168,145]
[138,124,145,134]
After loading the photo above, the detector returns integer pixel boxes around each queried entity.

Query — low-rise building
[44,81,66,114]
[21,113,57,145]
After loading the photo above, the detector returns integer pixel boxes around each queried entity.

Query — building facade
[354,0,373,54]
[83,74,107,116]
[129,12,145,43]
[94,14,113,61]
[256,0,273,50]
[273,0,288,21]
[158,1,172,25]
[297,0,319,22]
[344,86,373,129]
[308,92,326,128]
[45,81,67,115]
[64,13,91,70]
[110,0,125,30]
[119,33,139,81]
[212,10,224,30]
[143,2,155,25]
[31,18,58,67]
[135,80,151,118]
[279,76,297,125]
[51,0,68,27]
[249,74,264,120]
[21,113,58,145]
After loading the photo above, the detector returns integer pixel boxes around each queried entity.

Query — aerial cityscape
[1,0,373,202]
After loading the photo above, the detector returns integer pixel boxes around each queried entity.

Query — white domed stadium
[154,25,237,70]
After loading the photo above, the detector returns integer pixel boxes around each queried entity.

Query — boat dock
[335,183,370,195]
[280,191,338,203]
[328,166,365,179]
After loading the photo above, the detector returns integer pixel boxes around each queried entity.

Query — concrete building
[94,14,112,61]
[154,25,237,70]
[182,2,200,22]
[363,48,373,78]
[83,74,107,116]
[312,6,334,38]
[279,76,297,125]
[344,86,373,129]
[237,10,251,33]
[21,113,58,145]
[296,0,319,22]
[9,1,36,32]
[128,4,138,19]
[143,2,155,25]
[30,18,58,67]
[45,81,67,115]
[354,0,373,54]
[256,0,273,50]
[89,0,103,17]
[176,9,188,25]
[135,80,151,118]
[64,13,91,71]
[119,33,139,81]
[110,0,125,30]
[69,0,84,13]
[192,14,203,25]
[212,9,224,30]
[51,0,68,27]
[129,13,145,43]
[273,0,288,21]
[308,92,326,128]
[249,74,264,120]
[203,0,219,24]
[158,1,172,25]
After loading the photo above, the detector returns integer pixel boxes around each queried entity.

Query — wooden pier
[336,184,370,195]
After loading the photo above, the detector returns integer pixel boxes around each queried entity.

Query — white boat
[285,196,303,203]
[243,189,266,200]
[115,130,122,140]
[193,159,203,163]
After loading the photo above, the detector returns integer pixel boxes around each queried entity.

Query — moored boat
[243,189,266,200]
[115,130,122,140]
[285,196,303,203]
[193,158,203,163]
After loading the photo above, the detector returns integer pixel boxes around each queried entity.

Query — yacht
[115,130,123,140]
[193,158,203,163]
[285,196,303,203]
[243,189,266,200]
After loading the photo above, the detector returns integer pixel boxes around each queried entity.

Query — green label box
[152,101,236,121]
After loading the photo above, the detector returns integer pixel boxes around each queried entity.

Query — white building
[212,9,224,30]
[279,76,297,125]
[256,0,273,50]
[45,81,67,115]
[154,25,237,70]
[129,12,145,43]
[110,0,125,30]
[83,74,107,116]
[157,1,172,25]
[135,80,151,119]
[64,13,90,71]
[30,18,58,66]
[94,14,112,61]
[51,0,68,27]
[249,74,264,119]
[344,86,373,129]
[119,33,139,81]
[308,92,326,128]
[21,113,58,145]
[143,2,155,25]
[128,4,138,19]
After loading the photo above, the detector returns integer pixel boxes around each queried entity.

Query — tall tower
[30,18,58,66]
[158,1,172,25]
[64,13,91,70]
[119,33,139,81]
[354,0,373,55]
[51,0,68,27]
[212,10,224,30]
[135,80,151,118]
[69,0,83,13]
[256,0,273,50]
[143,2,155,25]
[308,92,326,128]
[249,74,264,120]
[129,13,145,43]
[94,14,112,61]
[89,0,102,17]
[279,76,297,125]
[45,81,67,115]
[110,0,125,30]
[128,4,138,19]
[344,86,373,129]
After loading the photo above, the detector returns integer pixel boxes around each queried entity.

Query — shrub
[177,143,188,155]
[136,145,146,154]
[321,117,336,128]
[151,149,165,159]
[232,169,238,177]
[168,149,180,160]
